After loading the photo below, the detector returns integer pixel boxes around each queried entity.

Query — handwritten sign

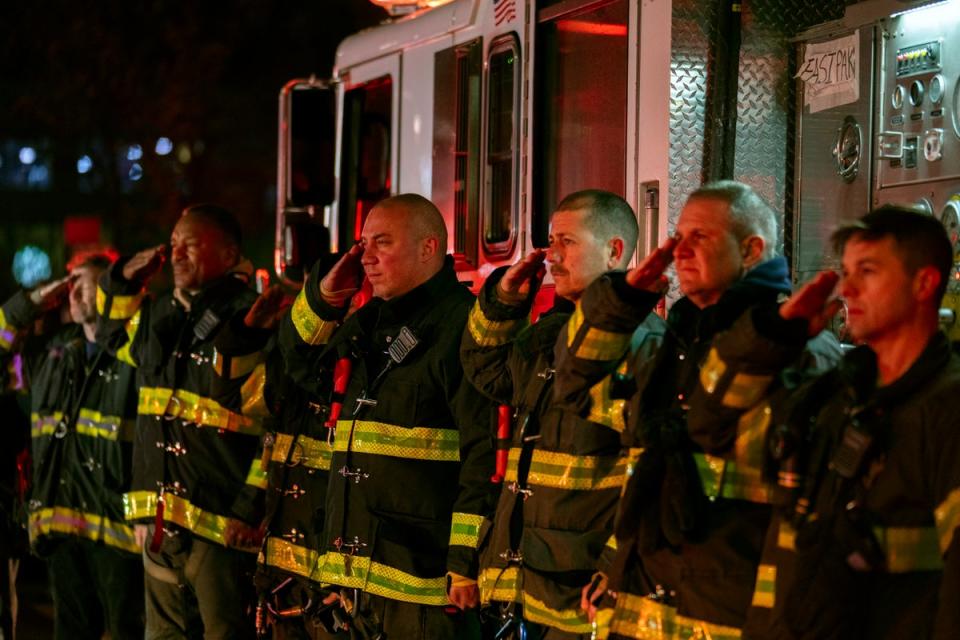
[796,31,860,114]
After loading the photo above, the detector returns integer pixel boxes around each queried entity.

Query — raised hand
[780,270,842,336]
[29,273,75,310]
[319,244,365,305]
[243,285,293,330]
[625,236,679,292]
[122,244,167,285]
[497,249,547,304]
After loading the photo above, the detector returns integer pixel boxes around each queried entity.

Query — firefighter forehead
[673,197,744,304]
[839,234,916,342]
[547,208,612,300]
[359,204,436,299]
[169,214,236,290]
[68,264,102,324]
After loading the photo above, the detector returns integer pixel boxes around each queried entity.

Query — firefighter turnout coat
[96,260,265,548]
[278,256,498,606]
[460,267,663,635]
[1,290,139,555]
[553,258,841,639]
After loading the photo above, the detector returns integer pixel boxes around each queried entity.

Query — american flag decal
[493,0,517,26]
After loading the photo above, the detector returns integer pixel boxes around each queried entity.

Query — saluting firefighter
[460,190,662,639]
[0,253,145,640]
[554,181,840,639]
[97,204,265,639]
[278,194,498,639]
[723,206,960,639]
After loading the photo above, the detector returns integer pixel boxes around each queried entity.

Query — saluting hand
[244,285,293,330]
[29,273,75,310]
[122,244,167,285]
[319,244,365,306]
[779,270,842,336]
[497,249,547,304]
[625,236,678,292]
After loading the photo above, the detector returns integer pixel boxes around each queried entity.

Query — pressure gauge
[910,80,925,107]
[833,116,862,183]
[892,85,905,110]
[929,75,945,105]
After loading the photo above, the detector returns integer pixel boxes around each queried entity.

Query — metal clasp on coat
[54,420,69,439]
[163,395,182,421]
[507,481,534,500]
[537,367,555,380]
[498,549,523,564]
[280,483,306,500]
[333,535,367,555]
[338,465,369,484]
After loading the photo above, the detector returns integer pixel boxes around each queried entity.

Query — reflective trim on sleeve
[96,286,143,320]
[262,536,322,581]
[139,387,263,436]
[609,591,742,640]
[872,526,944,572]
[212,348,263,380]
[116,308,141,367]
[28,506,139,554]
[245,459,268,490]
[123,490,158,520]
[319,552,449,606]
[31,410,135,442]
[123,492,258,550]
[504,448,627,491]
[700,348,726,395]
[466,299,527,347]
[240,363,270,418]
[522,591,593,634]
[935,487,960,555]
[751,564,776,608]
[723,372,774,410]
[449,512,484,548]
[694,452,773,504]
[0,308,15,350]
[566,303,632,361]
[479,565,521,604]
[272,433,333,471]
[586,373,626,433]
[334,420,460,462]
[291,288,338,346]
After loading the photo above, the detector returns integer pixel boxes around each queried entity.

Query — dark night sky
[0,0,386,289]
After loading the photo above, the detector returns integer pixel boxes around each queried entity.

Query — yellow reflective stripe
[723,372,773,409]
[123,490,157,520]
[139,386,263,436]
[28,506,139,554]
[262,536,322,580]
[566,301,631,361]
[246,459,268,490]
[466,300,527,347]
[700,347,726,395]
[734,401,771,480]
[935,487,960,554]
[291,288,338,345]
[96,286,143,320]
[610,592,742,640]
[777,520,796,551]
[479,565,521,604]
[751,564,776,608]
[334,420,460,462]
[319,552,449,606]
[31,410,135,442]
[694,452,773,504]
[116,308,141,367]
[0,307,15,350]
[449,512,484,548]
[240,363,270,418]
[504,448,627,491]
[872,526,944,572]
[587,373,626,433]
[273,433,333,471]
[605,534,618,552]
[522,591,593,634]
[212,348,263,380]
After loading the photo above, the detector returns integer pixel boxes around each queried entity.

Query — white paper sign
[796,31,860,114]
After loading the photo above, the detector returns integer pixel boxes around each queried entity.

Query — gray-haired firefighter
[1,252,144,639]
[555,181,841,639]
[96,204,265,639]
[277,194,498,640]
[460,190,662,639]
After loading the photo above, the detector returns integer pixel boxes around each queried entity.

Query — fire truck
[273,0,960,326]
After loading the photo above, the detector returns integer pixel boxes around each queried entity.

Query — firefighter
[96,204,264,639]
[277,193,497,640]
[460,189,662,639]
[555,181,840,639]
[0,253,145,640]
[212,282,341,640]
[728,206,960,639]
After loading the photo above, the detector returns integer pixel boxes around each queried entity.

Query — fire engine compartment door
[335,54,400,253]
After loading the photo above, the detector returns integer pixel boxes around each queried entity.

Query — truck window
[339,76,392,249]
[532,0,629,247]
[484,36,520,256]
[433,39,482,269]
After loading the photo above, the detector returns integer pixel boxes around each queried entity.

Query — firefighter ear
[913,265,942,305]
[607,237,625,269]
[420,236,440,262]
[740,235,765,269]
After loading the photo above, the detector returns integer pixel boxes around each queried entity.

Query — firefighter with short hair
[278,193,497,639]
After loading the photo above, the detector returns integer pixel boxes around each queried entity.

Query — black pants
[144,532,256,640]
[313,591,480,640]
[46,537,145,640]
